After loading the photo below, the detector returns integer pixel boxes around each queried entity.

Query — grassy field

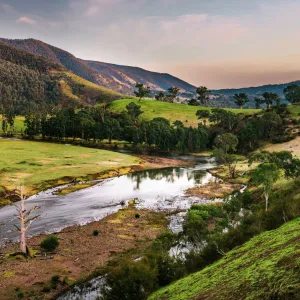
[149,218,300,300]
[288,105,300,116]
[110,99,261,127]
[0,116,25,135]
[0,139,140,195]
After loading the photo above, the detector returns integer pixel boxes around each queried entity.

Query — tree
[167,87,180,102]
[260,111,282,139]
[251,163,280,211]
[254,96,264,109]
[196,110,210,126]
[209,108,239,131]
[249,150,300,180]
[233,93,249,109]
[213,133,239,178]
[262,92,281,109]
[134,82,151,102]
[155,91,165,101]
[126,102,143,125]
[10,186,41,254]
[188,98,199,106]
[196,86,211,106]
[104,118,122,143]
[283,84,300,104]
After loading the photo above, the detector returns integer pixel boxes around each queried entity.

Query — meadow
[0,139,140,195]
[110,99,261,127]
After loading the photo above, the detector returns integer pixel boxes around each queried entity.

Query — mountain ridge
[0,38,196,95]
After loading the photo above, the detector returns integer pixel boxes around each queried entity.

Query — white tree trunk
[264,190,269,212]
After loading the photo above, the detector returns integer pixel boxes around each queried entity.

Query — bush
[40,235,59,252]
[92,230,100,236]
[41,286,51,293]
[135,213,140,219]
[50,275,60,289]
[100,259,158,300]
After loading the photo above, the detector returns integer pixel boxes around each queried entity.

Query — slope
[109,99,261,127]
[0,42,122,113]
[0,38,196,94]
[86,60,196,94]
[149,218,300,300]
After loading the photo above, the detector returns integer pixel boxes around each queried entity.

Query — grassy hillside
[0,139,140,197]
[60,71,124,101]
[149,218,300,300]
[289,105,300,116]
[110,99,261,127]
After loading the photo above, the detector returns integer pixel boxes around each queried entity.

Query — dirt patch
[79,154,90,158]
[264,136,300,158]
[138,155,195,169]
[186,182,243,199]
[0,207,167,300]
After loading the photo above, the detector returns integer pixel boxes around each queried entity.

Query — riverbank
[0,139,195,207]
[0,206,167,300]
[185,182,243,199]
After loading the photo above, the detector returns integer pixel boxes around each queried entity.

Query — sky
[1,0,300,89]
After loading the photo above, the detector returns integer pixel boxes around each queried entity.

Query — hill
[0,38,196,95]
[213,81,300,98]
[0,42,122,114]
[109,99,261,127]
[149,218,300,300]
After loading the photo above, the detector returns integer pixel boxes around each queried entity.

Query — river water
[0,155,217,246]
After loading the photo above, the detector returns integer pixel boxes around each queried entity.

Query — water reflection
[0,156,217,245]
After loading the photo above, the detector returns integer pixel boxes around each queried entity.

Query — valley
[0,12,300,300]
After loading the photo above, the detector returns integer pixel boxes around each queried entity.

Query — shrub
[101,259,158,300]
[41,286,51,293]
[135,213,140,219]
[50,275,60,289]
[92,230,99,236]
[40,235,59,252]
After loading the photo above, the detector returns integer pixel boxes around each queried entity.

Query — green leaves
[251,163,280,192]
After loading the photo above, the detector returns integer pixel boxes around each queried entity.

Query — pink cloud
[17,16,37,25]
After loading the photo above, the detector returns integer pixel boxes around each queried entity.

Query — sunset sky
[1,0,300,88]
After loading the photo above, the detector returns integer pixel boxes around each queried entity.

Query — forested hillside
[213,81,300,97]
[0,38,196,94]
[0,42,123,115]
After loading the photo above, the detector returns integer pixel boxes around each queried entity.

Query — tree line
[23,102,209,152]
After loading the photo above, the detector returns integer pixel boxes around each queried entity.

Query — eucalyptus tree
[262,92,281,109]
[196,86,211,106]
[155,91,165,101]
[283,84,300,104]
[213,133,239,178]
[126,102,143,125]
[167,87,180,102]
[233,93,249,109]
[134,82,151,102]
[251,163,280,211]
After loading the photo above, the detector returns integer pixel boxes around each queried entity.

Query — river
[0,154,217,246]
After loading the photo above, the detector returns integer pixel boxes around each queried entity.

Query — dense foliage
[23,102,209,152]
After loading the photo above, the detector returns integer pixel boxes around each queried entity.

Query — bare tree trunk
[264,189,269,212]
[10,186,41,255]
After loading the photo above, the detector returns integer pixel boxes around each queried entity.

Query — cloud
[17,16,37,25]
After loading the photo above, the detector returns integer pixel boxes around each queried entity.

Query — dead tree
[11,186,41,255]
